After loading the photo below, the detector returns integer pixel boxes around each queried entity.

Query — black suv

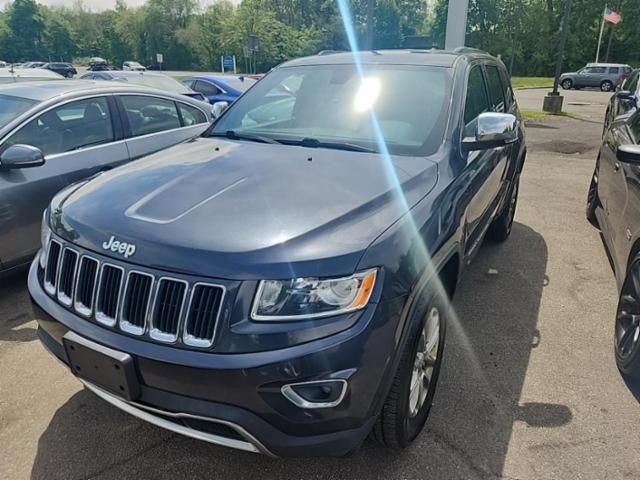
[43,62,77,78]
[29,49,526,457]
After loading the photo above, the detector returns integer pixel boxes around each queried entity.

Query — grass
[520,109,576,121]
[512,77,554,89]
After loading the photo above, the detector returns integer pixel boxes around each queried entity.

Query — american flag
[604,7,622,25]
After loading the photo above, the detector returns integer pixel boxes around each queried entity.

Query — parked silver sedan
[0,80,212,275]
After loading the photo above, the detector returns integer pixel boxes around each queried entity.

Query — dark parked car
[0,80,212,276]
[560,62,631,92]
[81,70,207,103]
[43,62,77,78]
[30,49,526,456]
[181,75,256,104]
[88,57,109,71]
[587,84,640,378]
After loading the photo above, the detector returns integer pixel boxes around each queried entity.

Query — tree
[7,0,45,61]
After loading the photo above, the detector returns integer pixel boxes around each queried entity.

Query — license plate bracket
[63,331,140,401]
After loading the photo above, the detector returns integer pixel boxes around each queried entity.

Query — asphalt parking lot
[2,87,640,480]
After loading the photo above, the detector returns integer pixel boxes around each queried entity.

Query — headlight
[39,209,51,269]
[251,269,378,321]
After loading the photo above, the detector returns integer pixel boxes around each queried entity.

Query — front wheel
[615,257,640,378]
[586,167,600,228]
[488,176,520,242]
[372,292,447,449]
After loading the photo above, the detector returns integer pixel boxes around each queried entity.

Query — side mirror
[211,101,229,120]
[617,145,640,164]
[0,144,45,170]
[616,90,636,101]
[463,113,518,151]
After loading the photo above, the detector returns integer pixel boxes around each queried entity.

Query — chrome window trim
[56,247,79,307]
[182,282,227,348]
[94,263,125,327]
[119,270,155,336]
[149,277,189,343]
[73,255,100,317]
[281,379,348,409]
[43,239,63,296]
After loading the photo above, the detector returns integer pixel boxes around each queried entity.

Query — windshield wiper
[209,130,282,145]
[287,137,377,153]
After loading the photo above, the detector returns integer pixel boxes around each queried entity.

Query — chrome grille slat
[184,283,225,348]
[120,271,153,336]
[42,237,224,349]
[44,240,62,295]
[56,248,79,306]
[74,256,99,317]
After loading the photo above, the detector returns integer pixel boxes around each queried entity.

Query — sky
[1,0,240,12]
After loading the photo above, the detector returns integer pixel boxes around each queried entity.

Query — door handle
[614,162,621,172]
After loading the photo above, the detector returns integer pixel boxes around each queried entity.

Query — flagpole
[596,4,607,62]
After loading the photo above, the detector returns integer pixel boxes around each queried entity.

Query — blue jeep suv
[29,49,526,457]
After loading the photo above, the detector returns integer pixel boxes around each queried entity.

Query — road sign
[223,55,234,69]
[156,53,163,64]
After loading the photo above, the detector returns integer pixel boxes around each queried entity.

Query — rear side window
[464,66,490,129]
[498,68,515,109]
[194,80,221,96]
[625,72,639,93]
[485,65,506,113]
[609,67,620,74]
[120,95,181,138]
[179,103,207,126]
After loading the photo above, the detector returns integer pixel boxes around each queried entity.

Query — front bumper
[29,260,404,457]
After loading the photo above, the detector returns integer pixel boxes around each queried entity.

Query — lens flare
[353,77,381,113]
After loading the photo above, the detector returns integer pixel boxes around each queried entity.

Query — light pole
[366,0,375,50]
[544,0,574,113]
[445,0,469,49]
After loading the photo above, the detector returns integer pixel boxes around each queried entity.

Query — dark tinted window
[609,67,620,74]
[178,103,207,126]
[5,97,113,156]
[485,65,506,113]
[464,66,490,127]
[121,95,181,137]
[624,71,639,92]
[194,80,221,96]
[630,114,640,141]
[584,67,607,74]
[498,68,515,108]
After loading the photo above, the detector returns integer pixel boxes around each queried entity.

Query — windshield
[0,94,37,128]
[211,64,452,156]
[114,74,187,93]
[223,77,257,92]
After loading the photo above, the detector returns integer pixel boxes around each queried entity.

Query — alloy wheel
[408,307,441,418]
[616,262,640,360]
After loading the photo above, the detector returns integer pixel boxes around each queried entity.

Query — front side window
[464,65,490,133]
[120,95,181,137]
[485,65,506,113]
[623,72,639,93]
[4,97,113,157]
[179,103,207,126]
[211,64,452,156]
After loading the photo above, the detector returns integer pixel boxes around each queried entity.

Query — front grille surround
[40,237,226,349]
[56,247,79,307]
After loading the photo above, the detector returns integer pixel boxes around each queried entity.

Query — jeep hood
[51,137,438,279]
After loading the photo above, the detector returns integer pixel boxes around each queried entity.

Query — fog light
[281,379,347,409]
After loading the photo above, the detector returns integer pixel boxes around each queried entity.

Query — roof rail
[453,47,488,55]
[317,50,347,56]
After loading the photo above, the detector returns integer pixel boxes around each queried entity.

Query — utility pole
[543,0,574,113]
[366,0,375,50]
[445,0,469,49]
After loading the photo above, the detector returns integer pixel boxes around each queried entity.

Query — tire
[601,80,614,92]
[488,175,520,242]
[615,256,640,378]
[586,167,600,228]
[561,79,573,90]
[372,290,447,449]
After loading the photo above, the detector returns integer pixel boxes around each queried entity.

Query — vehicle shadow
[0,270,37,343]
[31,222,566,479]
